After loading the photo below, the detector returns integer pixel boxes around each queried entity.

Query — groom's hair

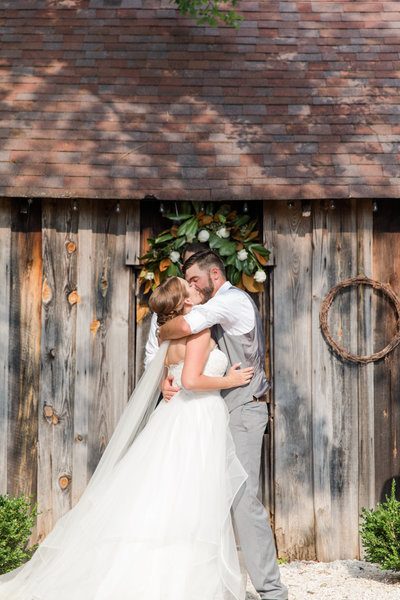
[182,250,226,279]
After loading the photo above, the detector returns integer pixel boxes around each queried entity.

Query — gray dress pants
[229,402,288,600]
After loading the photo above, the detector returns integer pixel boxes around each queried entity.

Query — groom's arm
[159,296,227,341]
[158,315,192,341]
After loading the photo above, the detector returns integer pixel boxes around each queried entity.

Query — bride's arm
[181,329,254,391]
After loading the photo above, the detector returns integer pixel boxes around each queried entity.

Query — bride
[0,276,254,600]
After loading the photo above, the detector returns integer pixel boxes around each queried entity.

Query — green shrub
[0,493,40,575]
[360,479,400,571]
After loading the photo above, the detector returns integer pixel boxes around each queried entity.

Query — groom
[158,250,288,600]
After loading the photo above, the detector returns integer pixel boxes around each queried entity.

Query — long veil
[0,341,169,596]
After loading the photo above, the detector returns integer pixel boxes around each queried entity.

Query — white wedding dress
[0,345,247,600]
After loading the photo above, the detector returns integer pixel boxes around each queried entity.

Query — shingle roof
[1,0,400,200]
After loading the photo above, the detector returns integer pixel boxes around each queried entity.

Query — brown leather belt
[253,395,267,402]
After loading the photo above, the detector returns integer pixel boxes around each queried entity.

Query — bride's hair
[149,276,189,326]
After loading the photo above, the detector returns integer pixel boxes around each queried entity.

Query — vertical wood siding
[8,202,43,501]
[373,200,400,505]
[0,200,11,495]
[264,199,375,561]
[0,197,397,558]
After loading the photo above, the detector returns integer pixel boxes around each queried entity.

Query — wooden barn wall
[264,199,375,562]
[0,198,137,543]
[0,196,398,559]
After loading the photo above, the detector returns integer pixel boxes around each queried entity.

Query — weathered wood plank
[261,201,277,521]
[356,200,375,541]
[71,199,93,507]
[373,200,400,504]
[37,199,78,541]
[8,200,42,499]
[87,201,130,479]
[125,199,141,265]
[311,199,359,561]
[0,199,11,495]
[272,201,315,560]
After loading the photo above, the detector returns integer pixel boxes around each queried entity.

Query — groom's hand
[161,375,181,403]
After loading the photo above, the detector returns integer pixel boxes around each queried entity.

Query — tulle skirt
[0,388,247,600]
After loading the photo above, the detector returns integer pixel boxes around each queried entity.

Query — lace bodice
[167,347,228,389]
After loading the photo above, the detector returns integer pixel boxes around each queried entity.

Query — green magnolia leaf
[248,243,270,257]
[208,232,223,249]
[177,216,196,237]
[244,221,257,238]
[225,254,237,266]
[243,256,257,275]
[234,257,244,271]
[166,263,179,276]
[185,217,199,239]
[165,213,193,221]
[216,213,227,224]
[154,233,174,244]
[218,239,237,257]
[233,215,250,227]
[227,265,241,285]
[173,236,187,249]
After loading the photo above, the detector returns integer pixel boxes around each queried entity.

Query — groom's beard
[199,275,214,303]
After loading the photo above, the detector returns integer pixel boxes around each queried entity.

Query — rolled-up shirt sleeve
[183,286,254,335]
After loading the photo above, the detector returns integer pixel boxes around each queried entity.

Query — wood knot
[90,318,100,338]
[76,434,83,442]
[43,405,59,424]
[49,348,56,358]
[68,290,81,305]
[42,278,52,304]
[59,475,71,490]
[43,405,54,418]
[66,241,76,253]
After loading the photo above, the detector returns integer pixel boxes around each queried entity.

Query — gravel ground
[245,560,400,600]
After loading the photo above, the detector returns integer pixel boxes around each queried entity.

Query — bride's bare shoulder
[165,339,187,366]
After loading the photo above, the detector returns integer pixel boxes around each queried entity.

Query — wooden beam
[37,199,78,541]
[0,199,11,495]
[271,200,316,561]
[311,199,359,561]
[8,200,42,500]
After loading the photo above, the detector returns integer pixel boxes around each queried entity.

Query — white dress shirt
[144,312,159,369]
[183,281,255,336]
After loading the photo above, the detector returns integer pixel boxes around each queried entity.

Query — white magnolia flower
[169,250,180,263]
[198,229,210,242]
[254,270,267,283]
[237,249,248,261]
[216,227,229,238]
[145,272,155,280]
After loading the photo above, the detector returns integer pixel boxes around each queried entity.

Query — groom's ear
[210,267,220,280]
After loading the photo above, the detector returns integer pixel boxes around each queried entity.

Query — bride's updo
[148,276,189,326]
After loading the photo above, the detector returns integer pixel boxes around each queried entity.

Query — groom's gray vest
[212,293,270,413]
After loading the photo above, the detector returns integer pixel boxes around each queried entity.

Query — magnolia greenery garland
[137,202,270,322]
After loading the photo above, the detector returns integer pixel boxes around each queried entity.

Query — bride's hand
[225,363,254,388]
